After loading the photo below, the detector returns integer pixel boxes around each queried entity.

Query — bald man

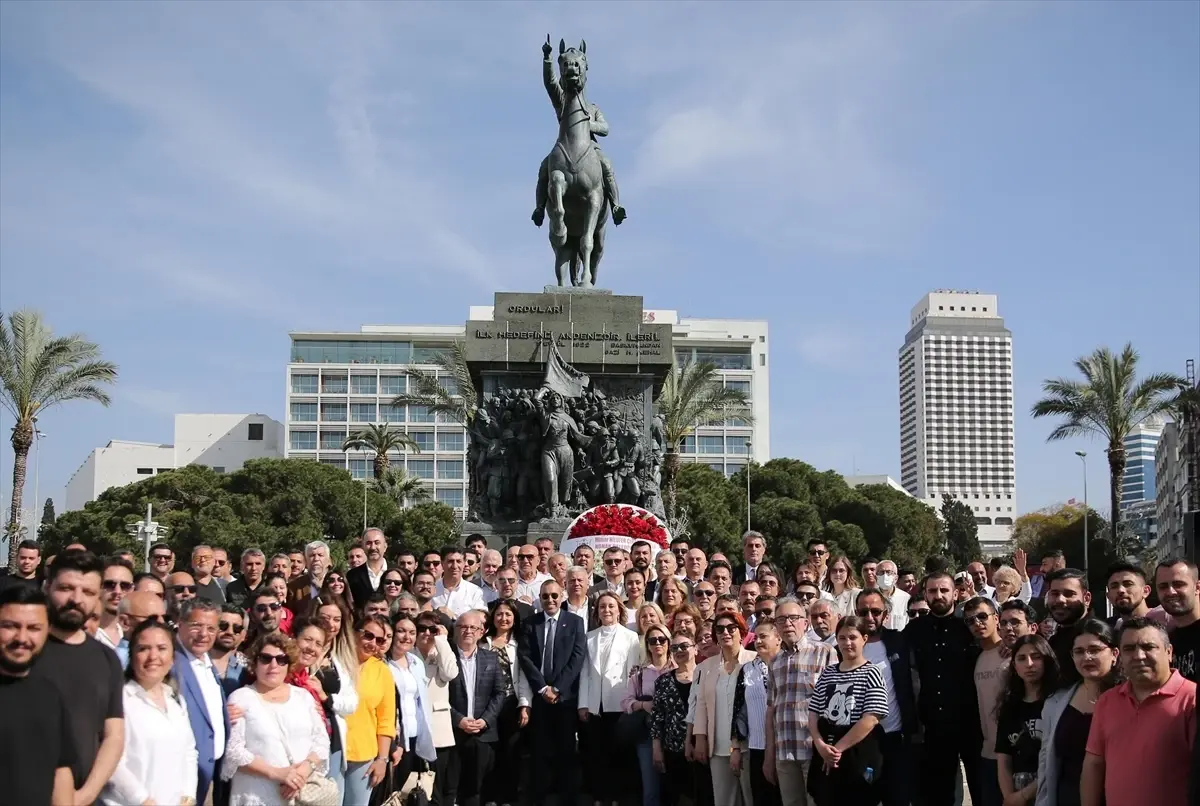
[165,571,197,621]
[113,591,167,666]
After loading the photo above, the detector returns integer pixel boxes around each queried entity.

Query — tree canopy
[1012,503,1124,594]
[675,458,942,573]
[40,458,457,566]
[941,494,983,568]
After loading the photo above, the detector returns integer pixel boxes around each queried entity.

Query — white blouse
[388,658,421,741]
[223,685,330,806]
[102,681,198,806]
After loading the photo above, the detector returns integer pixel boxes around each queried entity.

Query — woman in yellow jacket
[344,614,397,806]
[691,611,756,806]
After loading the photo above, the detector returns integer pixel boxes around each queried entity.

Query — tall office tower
[1122,418,1165,510]
[899,291,1016,555]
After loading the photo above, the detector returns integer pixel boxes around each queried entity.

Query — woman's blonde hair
[822,555,860,592]
[991,566,1021,598]
[635,602,666,635]
[655,576,689,609]
[639,622,673,666]
[594,590,627,626]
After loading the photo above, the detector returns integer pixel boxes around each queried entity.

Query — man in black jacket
[346,528,390,608]
[518,579,587,805]
[905,571,982,806]
[446,609,507,806]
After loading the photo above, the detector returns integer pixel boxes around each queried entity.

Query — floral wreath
[566,503,669,549]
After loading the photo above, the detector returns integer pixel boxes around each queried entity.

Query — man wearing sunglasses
[94,556,134,652]
[147,542,175,583]
[589,546,627,598]
[165,571,199,622]
[514,544,552,606]
[856,588,918,806]
[804,539,829,585]
[210,548,232,590]
[209,603,249,696]
[965,596,1005,806]
[111,590,166,667]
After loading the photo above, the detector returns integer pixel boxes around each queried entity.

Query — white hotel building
[284,310,770,515]
[899,291,1017,555]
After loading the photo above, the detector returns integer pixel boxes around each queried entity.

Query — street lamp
[1075,451,1088,576]
[32,426,46,537]
[745,440,752,533]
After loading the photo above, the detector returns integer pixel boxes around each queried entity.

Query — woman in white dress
[102,619,199,806]
[223,633,331,806]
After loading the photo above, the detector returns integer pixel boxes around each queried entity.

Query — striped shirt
[809,662,890,728]
[739,658,770,750]
[767,639,838,761]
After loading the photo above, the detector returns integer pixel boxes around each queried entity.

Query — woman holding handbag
[222,633,333,805]
[807,615,889,806]
[384,615,438,803]
[621,622,674,806]
[291,620,359,803]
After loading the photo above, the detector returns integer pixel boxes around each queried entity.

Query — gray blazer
[1035,683,1081,806]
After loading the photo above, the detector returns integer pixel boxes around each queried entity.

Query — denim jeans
[636,738,661,806]
[344,760,375,806]
[328,750,345,804]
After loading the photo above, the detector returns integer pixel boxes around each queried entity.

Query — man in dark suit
[446,609,508,806]
[286,539,330,617]
[173,599,231,805]
[347,528,389,607]
[519,579,587,805]
[731,530,767,586]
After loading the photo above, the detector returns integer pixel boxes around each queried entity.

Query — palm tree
[655,360,753,521]
[1032,344,1185,541]
[342,423,421,480]
[373,467,432,506]
[1,309,117,567]
[391,341,477,426]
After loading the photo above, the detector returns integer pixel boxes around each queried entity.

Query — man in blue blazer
[174,599,231,805]
[518,579,587,805]
[447,609,508,806]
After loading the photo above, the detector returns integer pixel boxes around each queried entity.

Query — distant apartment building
[898,291,1016,556]
[1122,419,1165,510]
[65,414,283,511]
[1156,419,1198,562]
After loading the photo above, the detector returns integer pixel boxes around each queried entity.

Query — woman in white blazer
[414,610,459,805]
[578,591,642,806]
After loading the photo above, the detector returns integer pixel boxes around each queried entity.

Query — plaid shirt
[767,638,837,761]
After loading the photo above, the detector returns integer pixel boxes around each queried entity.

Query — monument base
[461,518,573,550]
[543,285,613,296]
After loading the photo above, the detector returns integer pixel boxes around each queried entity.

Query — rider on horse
[531,37,627,228]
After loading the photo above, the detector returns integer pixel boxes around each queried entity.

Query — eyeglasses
[254,602,283,613]
[907,609,929,619]
[416,625,439,635]
[714,623,739,634]
[383,579,404,587]
[670,643,694,653]
[214,559,228,567]
[218,621,245,634]
[604,559,624,566]
[777,614,805,623]
[795,591,817,601]
[359,632,387,645]
[519,553,538,561]
[103,580,134,592]
[151,554,172,562]
[171,585,197,595]
[257,652,290,667]
[497,577,517,585]
[694,589,715,597]
[856,608,886,618]
[540,593,561,600]
[755,609,775,618]
[998,618,1027,629]
[808,548,828,557]
[965,613,993,625]
[328,576,344,584]
[646,636,669,646]
[1071,646,1112,660]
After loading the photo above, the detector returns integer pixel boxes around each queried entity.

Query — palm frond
[656,360,753,448]
[392,342,476,426]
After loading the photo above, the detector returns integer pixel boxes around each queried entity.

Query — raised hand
[1014,548,1028,579]
[542,35,553,58]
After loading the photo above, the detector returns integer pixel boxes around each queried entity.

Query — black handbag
[614,666,651,745]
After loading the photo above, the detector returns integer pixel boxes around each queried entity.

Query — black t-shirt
[0,674,75,804]
[1170,619,1200,684]
[29,635,124,788]
[994,698,1045,775]
[225,577,262,610]
[196,578,226,604]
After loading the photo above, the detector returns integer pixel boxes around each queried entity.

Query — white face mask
[877,573,896,591]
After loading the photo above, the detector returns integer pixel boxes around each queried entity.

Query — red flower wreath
[567,504,669,550]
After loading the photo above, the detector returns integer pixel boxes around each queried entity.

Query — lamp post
[1075,451,1088,576]
[32,427,45,537]
[745,440,752,533]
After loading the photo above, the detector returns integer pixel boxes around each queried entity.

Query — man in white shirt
[877,560,911,631]
[433,547,487,618]
[515,545,552,606]
[565,566,592,631]
[967,561,996,601]
[477,550,504,603]
[174,599,228,804]
[348,527,389,606]
[589,546,627,597]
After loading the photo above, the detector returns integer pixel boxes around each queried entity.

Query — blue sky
[1,2,1197,524]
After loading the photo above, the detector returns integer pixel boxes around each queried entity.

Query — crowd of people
[1,530,1198,806]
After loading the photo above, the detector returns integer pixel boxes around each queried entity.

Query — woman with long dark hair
[321,570,353,613]
[1035,618,1121,806]
[994,634,1059,806]
[482,599,532,806]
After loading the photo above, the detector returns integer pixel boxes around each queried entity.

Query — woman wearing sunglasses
[101,619,199,806]
[692,612,756,806]
[384,615,438,802]
[650,630,699,804]
[381,571,409,614]
[320,570,354,613]
[623,622,674,806]
[414,610,460,804]
[222,633,331,805]
[344,615,397,806]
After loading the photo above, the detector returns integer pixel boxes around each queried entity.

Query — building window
[321,402,347,422]
[156,468,171,474]
[349,459,373,480]
[694,350,752,370]
[436,488,464,509]
[411,432,435,452]
[725,380,751,394]
[437,432,464,452]
[380,403,406,423]
[409,406,435,423]
[681,436,696,454]
[725,463,746,478]
[411,346,450,364]
[408,460,434,479]
[437,460,465,480]
[319,456,345,468]
[290,431,317,451]
[320,431,347,450]
[290,403,318,422]
[698,436,725,454]
[248,423,264,441]
[380,375,406,396]
[321,374,348,394]
[437,376,459,396]
[137,467,153,475]
[350,403,377,423]
[350,375,378,395]
[291,374,318,394]
[996,517,1014,526]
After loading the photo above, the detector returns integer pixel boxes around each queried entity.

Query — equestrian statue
[532,36,627,288]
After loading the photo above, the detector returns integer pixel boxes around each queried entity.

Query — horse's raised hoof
[531,208,545,227]
[612,206,627,225]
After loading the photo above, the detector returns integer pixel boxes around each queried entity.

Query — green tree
[41,497,56,528]
[655,361,752,523]
[384,501,459,557]
[1032,344,1185,539]
[374,468,432,506]
[342,423,421,480]
[1,309,118,568]
[941,494,982,568]
[830,485,943,571]
[674,463,741,549]
[1013,503,1112,593]
[392,341,478,425]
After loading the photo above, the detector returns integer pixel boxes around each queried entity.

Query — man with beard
[1105,562,1153,629]
[288,549,306,580]
[630,539,653,579]
[95,556,133,652]
[1157,559,1200,684]
[0,538,42,593]
[287,539,331,615]
[855,588,917,806]
[165,570,198,623]
[965,597,1006,806]
[209,603,249,694]
[0,585,76,805]
[1044,568,1092,673]
[905,571,981,806]
[348,528,390,606]
[190,544,226,604]
[224,548,265,609]
[30,550,124,806]
[477,549,505,603]
[244,589,284,647]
